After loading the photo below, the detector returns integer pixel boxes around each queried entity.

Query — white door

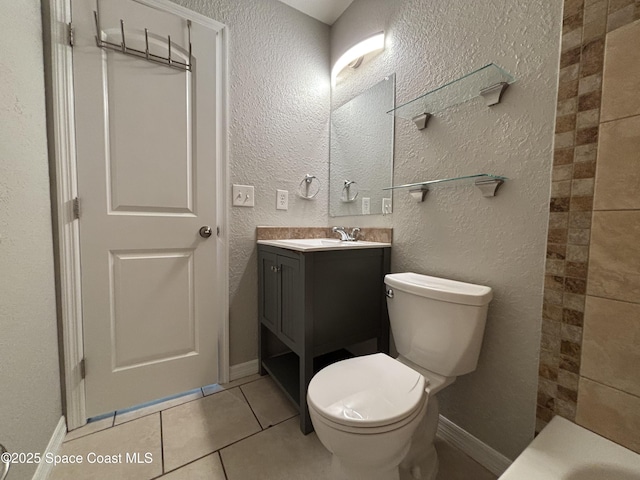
[72,0,223,417]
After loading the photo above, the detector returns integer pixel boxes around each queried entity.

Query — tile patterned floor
[51,375,497,479]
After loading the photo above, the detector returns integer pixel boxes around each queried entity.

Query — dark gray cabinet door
[258,249,302,351]
[278,255,302,348]
[258,251,278,332]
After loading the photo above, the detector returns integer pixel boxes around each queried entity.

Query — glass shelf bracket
[383,173,507,203]
[387,64,515,130]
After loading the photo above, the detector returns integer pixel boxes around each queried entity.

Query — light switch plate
[232,184,255,207]
[276,189,288,210]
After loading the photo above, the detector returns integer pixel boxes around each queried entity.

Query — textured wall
[0,2,63,478]
[331,0,561,459]
[170,0,330,365]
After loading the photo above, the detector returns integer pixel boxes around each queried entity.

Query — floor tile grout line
[217,414,300,451]
[238,385,264,430]
[159,453,215,477]
[156,450,223,478]
[202,375,264,396]
[114,393,205,427]
[115,375,265,427]
[63,377,267,449]
[161,415,302,476]
[218,451,230,480]
[160,410,165,475]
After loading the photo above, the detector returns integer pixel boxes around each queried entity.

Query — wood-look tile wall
[576,17,640,453]
[538,0,640,453]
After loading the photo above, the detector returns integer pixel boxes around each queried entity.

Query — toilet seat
[307,353,426,433]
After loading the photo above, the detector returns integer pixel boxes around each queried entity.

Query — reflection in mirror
[329,74,395,217]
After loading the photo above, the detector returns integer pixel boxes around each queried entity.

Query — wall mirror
[329,74,395,217]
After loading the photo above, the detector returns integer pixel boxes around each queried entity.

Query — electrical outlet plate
[362,197,371,215]
[276,189,288,210]
[382,197,392,215]
[232,185,255,207]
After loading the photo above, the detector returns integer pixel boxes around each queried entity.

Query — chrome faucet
[332,226,361,241]
[332,226,350,241]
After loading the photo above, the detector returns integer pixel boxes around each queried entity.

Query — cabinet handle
[270,265,281,273]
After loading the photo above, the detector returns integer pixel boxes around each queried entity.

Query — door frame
[45,0,229,430]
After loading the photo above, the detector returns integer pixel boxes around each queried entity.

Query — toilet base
[332,453,405,480]
[400,395,440,480]
[325,395,441,480]
[399,447,438,480]
[311,394,428,480]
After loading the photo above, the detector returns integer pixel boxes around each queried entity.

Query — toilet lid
[307,353,426,428]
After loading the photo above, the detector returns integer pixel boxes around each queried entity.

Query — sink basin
[257,238,391,252]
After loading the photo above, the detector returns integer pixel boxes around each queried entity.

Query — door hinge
[73,197,80,220]
[79,358,86,379]
[67,22,74,47]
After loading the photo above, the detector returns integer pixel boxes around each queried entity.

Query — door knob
[199,226,213,238]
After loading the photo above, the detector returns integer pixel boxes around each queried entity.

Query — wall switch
[362,197,371,215]
[232,184,255,207]
[276,189,288,210]
[382,197,392,215]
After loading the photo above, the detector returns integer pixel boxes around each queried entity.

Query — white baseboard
[230,359,259,381]
[437,415,512,477]
[32,416,66,480]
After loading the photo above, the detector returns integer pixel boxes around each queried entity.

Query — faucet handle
[350,227,361,240]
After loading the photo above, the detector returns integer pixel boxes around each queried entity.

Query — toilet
[307,272,493,480]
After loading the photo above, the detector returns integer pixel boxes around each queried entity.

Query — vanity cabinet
[258,243,391,434]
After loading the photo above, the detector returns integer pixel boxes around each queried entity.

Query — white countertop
[257,238,391,252]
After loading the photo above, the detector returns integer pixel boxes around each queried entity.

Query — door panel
[72,0,222,416]
[106,54,194,214]
[110,250,196,369]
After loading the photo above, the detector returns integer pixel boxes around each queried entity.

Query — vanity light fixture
[331,32,385,87]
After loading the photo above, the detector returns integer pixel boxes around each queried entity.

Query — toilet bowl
[307,272,493,480]
[307,353,427,480]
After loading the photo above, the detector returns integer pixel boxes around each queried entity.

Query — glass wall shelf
[384,173,507,202]
[387,64,515,129]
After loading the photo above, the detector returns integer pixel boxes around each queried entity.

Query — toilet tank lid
[385,272,493,306]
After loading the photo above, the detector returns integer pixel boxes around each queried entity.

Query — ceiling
[277,0,354,25]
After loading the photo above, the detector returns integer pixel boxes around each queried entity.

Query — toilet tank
[384,272,493,377]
